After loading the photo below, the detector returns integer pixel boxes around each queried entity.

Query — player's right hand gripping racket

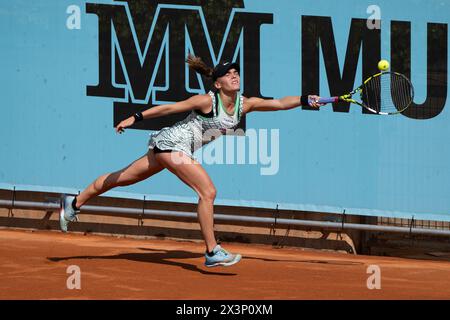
[312,72,415,115]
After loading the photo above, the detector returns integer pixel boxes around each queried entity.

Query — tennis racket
[312,72,414,115]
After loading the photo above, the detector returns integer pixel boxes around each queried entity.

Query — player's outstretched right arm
[115,94,211,134]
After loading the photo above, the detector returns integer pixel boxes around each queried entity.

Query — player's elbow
[277,101,288,110]
[265,100,284,111]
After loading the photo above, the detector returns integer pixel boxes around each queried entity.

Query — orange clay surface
[1,228,449,300]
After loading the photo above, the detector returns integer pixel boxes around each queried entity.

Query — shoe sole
[205,254,242,267]
[59,205,68,233]
[59,195,76,233]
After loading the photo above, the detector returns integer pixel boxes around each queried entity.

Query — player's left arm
[243,95,321,114]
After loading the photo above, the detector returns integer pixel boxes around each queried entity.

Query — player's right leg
[59,151,164,232]
[154,151,241,267]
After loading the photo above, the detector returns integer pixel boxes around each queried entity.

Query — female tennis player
[60,55,322,267]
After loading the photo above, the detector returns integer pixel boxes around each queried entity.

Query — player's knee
[199,186,216,202]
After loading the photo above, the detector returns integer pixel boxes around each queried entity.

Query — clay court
[1,228,449,300]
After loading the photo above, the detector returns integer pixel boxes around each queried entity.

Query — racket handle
[314,97,339,104]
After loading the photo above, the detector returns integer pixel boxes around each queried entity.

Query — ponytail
[186,54,214,79]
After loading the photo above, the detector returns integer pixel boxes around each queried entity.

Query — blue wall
[1,0,449,221]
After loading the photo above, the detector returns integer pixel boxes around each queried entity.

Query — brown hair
[186,54,214,79]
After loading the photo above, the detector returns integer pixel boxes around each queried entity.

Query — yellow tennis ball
[378,59,390,71]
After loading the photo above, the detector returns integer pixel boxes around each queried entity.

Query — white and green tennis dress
[148,91,244,159]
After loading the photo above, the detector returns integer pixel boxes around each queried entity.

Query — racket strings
[365,77,380,113]
[390,74,413,113]
[362,77,381,113]
[362,73,413,114]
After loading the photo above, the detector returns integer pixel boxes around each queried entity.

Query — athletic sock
[207,251,215,257]
[72,197,80,211]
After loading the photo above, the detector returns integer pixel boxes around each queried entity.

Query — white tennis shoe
[204,245,242,267]
[59,195,79,233]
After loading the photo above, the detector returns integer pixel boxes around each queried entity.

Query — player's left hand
[115,117,135,134]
